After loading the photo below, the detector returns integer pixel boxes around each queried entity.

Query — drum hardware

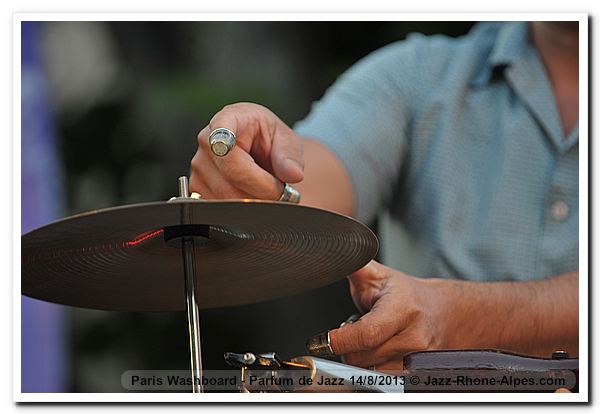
[224,351,403,393]
[21,177,379,393]
[171,176,203,393]
[224,349,579,393]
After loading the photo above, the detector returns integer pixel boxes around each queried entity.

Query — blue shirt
[294,22,578,281]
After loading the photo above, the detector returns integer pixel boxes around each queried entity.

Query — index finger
[329,299,399,355]
[208,103,265,153]
[194,108,279,199]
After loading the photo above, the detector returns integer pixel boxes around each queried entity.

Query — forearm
[430,271,579,357]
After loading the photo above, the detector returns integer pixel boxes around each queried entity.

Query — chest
[389,86,579,280]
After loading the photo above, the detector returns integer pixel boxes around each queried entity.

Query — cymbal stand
[177,176,203,393]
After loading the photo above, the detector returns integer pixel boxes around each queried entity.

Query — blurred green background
[38,21,474,391]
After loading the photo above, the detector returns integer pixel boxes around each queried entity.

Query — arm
[295,138,354,216]
[329,261,579,370]
[190,39,419,221]
[442,270,578,357]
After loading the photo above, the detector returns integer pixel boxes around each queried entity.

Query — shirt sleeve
[293,34,426,223]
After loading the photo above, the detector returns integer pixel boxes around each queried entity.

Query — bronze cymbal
[21,200,378,311]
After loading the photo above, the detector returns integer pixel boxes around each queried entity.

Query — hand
[190,103,304,200]
[329,260,450,371]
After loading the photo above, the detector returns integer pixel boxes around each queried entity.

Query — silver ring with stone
[278,183,301,204]
[209,127,237,156]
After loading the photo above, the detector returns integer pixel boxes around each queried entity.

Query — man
[189,21,579,371]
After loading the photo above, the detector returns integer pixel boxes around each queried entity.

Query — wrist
[419,276,472,349]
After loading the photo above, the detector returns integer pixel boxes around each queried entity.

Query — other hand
[330,260,450,371]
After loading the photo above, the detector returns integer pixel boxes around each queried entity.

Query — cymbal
[21,200,378,311]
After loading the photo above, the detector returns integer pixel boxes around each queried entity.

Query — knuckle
[220,104,236,112]
[221,102,246,113]
[413,332,435,351]
[197,130,209,147]
[230,101,261,110]
[359,323,382,349]
[404,318,437,351]
[404,305,424,327]
[190,152,205,174]
[190,151,200,166]
[221,102,242,111]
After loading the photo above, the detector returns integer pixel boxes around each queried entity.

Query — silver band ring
[306,330,335,358]
[209,127,236,156]
[278,183,301,204]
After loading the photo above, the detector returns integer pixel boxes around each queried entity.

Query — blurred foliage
[48,21,474,392]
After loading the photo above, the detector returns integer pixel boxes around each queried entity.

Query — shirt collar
[471,22,531,87]
[471,21,578,151]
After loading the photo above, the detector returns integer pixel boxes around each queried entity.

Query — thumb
[348,260,389,313]
[270,130,304,183]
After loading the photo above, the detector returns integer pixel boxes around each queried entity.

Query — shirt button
[550,200,570,221]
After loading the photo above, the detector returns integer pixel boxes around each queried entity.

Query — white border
[9,11,593,21]
[13,12,589,403]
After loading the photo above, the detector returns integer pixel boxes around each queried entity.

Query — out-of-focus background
[21,20,474,392]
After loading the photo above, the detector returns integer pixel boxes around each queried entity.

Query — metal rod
[178,176,203,393]
[182,236,203,393]
[179,176,190,198]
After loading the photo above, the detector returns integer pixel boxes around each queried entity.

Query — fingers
[328,260,395,355]
[208,104,255,153]
[329,261,435,365]
[342,338,403,368]
[329,297,399,356]
[342,327,429,368]
[190,155,251,199]
[269,130,304,184]
[212,143,283,199]
[348,261,389,313]
[192,103,304,200]
[193,124,282,200]
[348,260,389,292]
